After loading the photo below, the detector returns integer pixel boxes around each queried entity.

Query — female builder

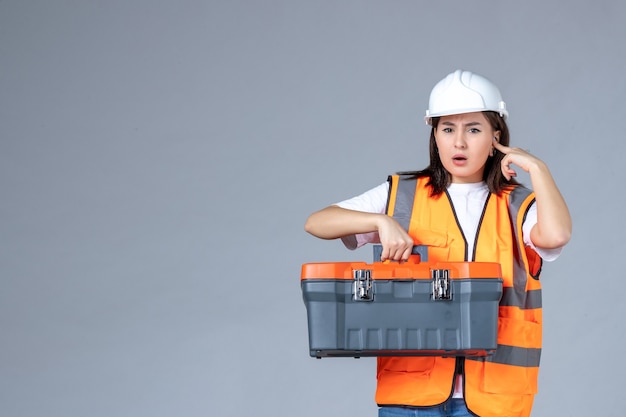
[304,70,572,417]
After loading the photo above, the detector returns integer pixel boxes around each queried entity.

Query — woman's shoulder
[394,169,431,179]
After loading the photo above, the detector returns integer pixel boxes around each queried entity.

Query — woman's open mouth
[452,154,467,166]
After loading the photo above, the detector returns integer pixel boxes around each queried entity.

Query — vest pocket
[480,360,538,395]
[411,228,451,260]
[479,317,541,395]
[378,356,435,374]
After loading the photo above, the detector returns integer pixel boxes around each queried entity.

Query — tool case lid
[301,258,502,281]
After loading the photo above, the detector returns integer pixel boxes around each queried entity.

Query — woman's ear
[490,132,500,157]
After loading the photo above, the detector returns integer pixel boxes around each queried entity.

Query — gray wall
[1,1,623,416]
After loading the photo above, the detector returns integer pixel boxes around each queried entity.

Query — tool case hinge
[352,269,373,302]
[431,269,452,300]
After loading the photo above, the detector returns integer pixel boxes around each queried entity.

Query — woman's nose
[453,134,467,148]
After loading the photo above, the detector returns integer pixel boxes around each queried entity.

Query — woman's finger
[492,138,509,153]
[501,155,518,180]
[401,247,413,262]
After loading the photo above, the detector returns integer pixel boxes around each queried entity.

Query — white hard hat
[425,69,508,125]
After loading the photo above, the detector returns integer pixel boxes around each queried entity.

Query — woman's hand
[492,139,540,181]
[492,139,572,249]
[305,205,414,261]
[375,215,414,262]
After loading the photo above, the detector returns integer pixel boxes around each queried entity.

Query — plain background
[1,1,624,416]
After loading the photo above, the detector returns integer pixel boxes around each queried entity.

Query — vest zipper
[444,189,492,262]
[471,194,492,261]
[443,190,469,261]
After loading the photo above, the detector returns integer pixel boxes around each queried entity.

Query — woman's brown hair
[398,111,518,195]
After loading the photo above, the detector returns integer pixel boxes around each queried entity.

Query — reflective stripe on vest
[482,344,541,368]
[501,288,542,310]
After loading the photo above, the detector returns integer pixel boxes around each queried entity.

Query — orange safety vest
[376,175,543,417]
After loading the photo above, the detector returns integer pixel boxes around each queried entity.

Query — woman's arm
[304,205,415,261]
[493,140,572,249]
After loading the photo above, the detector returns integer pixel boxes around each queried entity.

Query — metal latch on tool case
[352,269,373,301]
[431,269,451,300]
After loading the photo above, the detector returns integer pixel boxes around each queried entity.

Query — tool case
[301,246,503,358]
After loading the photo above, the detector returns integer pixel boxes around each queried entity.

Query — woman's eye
[442,128,452,133]
[468,128,481,133]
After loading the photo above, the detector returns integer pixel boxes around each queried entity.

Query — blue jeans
[378,399,473,417]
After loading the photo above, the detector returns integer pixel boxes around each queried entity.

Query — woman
[304,70,571,417]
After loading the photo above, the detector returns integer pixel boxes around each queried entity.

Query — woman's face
[434,112,499,184]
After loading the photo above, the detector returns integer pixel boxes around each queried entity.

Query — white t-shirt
[336,181,561,398]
